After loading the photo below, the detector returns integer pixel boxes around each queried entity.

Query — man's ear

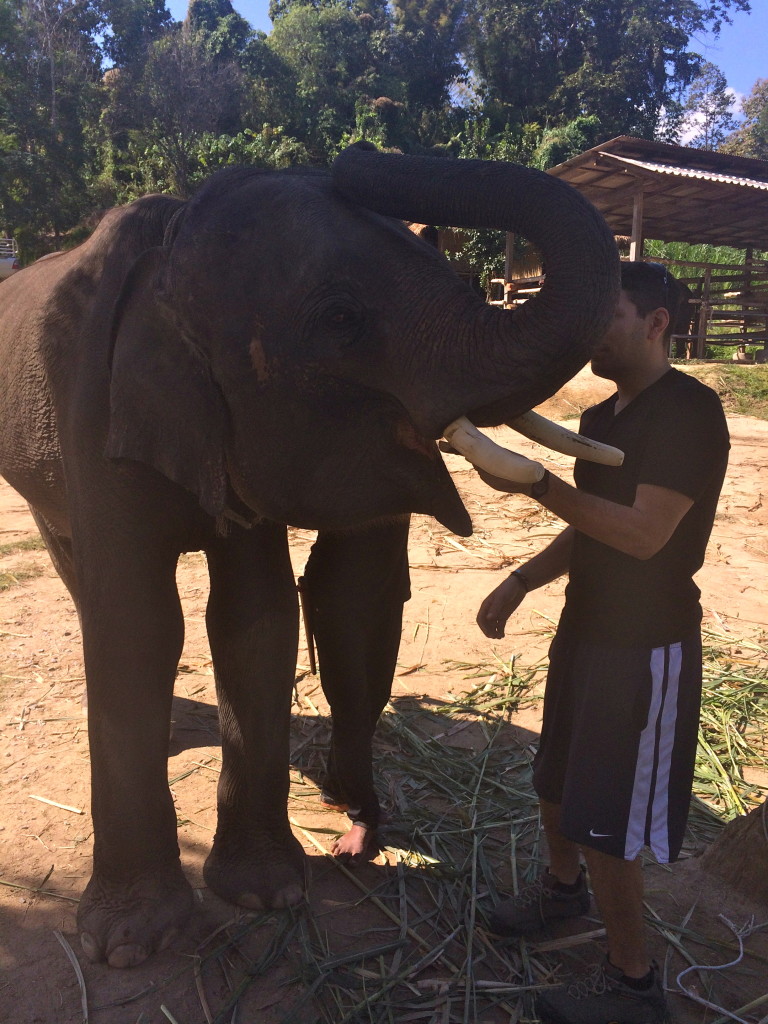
[648,306,671,344]
[105,247,229,516]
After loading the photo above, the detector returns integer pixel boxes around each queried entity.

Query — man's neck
[614,361,671,413]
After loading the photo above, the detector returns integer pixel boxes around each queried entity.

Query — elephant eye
[321,303,364,337]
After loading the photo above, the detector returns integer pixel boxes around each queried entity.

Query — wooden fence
[489,258,768,361]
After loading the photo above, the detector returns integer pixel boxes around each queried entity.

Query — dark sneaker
[488,866,590,936]
[536,960,668,1024]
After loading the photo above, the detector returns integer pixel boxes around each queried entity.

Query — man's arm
[477,526,574,639]
[478,471,693,561]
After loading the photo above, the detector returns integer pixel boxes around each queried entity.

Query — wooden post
[697,266,712,358]
[743,245,754,344]
[504,232,516,307]
[628,190,645,261]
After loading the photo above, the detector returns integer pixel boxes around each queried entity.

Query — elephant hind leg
[28,505,81,611]
[302,516,411,847]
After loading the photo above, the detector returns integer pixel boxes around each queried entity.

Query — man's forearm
[515,525,574,589]
[476,525,574,638]
[536,473,687,560]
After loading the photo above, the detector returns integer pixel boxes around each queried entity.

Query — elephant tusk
[442,417,545,484]
[509,410,624,466]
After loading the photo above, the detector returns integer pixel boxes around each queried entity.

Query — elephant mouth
[422,407,624,537]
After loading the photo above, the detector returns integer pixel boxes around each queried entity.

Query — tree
[105,27,246,196]
[461,0,750,139]
[100,0,172,69]
[0,0,104,243]
[683,61,738,150]
[721,78,768,160]
[186,0,252,63]
[390,0,465,114]
[699,799,768,905]
[531,114,603,169]
[266,2,383,158]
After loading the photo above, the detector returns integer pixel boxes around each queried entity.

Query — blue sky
[167,0,766,102]
[696,4,767,99]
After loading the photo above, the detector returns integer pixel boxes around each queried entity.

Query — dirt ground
[1,368,768,1024]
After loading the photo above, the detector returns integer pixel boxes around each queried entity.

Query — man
[476,262,729,1024]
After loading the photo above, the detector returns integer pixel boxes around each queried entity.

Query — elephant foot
[77,861,193,968]
[203,830,306,911]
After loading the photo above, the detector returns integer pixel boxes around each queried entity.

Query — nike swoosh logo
[589,829,612,837]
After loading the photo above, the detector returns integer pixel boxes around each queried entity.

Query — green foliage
[530,114,602,170]
[682,365,768,420]
[0,0,760,247]
[461,0,749,140]
[443,115,605,288]
[643,240,767,266]
[187,0,253,62]
[0,0,105,248]
[390,0,465,113]
[100,0,172,69]
[683,61,739,150]
[721,78,768,160]
[266,2,379,157]
[101,26,248,196]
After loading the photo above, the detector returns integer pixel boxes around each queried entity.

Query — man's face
[590,289,656,382]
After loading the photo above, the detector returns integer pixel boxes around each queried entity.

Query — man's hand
[477,574,528,638]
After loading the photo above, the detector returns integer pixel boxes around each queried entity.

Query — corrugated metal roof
[598,151,768,191]
[547,136,768,248]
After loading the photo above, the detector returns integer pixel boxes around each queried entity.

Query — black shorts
[532,628,702,864]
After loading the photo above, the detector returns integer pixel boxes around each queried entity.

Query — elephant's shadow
[168,690,541,841]
[167,692,339,795]
[168,694,222,756]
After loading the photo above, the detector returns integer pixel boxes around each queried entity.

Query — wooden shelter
[496,136,768,358]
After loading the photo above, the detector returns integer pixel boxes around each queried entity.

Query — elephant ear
[106,247,228,517]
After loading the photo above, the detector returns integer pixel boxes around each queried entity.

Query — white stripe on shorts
[624,642,683,862]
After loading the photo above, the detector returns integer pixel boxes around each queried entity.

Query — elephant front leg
[202,522,305,910]
[75,551,192,968]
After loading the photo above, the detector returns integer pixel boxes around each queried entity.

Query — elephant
[0,143,620,967]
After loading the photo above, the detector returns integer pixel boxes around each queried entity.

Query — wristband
[510,568,531,592]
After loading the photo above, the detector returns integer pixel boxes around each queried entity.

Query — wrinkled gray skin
[0,145,619,967]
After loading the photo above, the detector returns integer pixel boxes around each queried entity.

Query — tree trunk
[699,799,768,906]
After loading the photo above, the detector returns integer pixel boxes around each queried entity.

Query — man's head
[591,262,680,384]
[619,262,683,343]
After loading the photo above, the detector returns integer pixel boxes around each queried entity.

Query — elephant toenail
[108,943,149,969]
[80,932,101,962]
[158,927,179,952]
[237,892,266,910]
[274,885,304,909]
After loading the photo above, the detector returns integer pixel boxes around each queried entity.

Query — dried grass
[177,629,768,1022]
[25,626,768,1023]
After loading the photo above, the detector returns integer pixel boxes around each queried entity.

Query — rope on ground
[675,915,768,1023]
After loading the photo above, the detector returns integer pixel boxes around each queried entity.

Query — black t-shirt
[560,368,730,647]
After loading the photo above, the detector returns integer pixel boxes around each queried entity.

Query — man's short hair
[620,261,683,343]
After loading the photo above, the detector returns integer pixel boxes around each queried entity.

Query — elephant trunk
[331,144,620,436]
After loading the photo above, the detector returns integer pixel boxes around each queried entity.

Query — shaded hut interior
[490,137,768,360]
